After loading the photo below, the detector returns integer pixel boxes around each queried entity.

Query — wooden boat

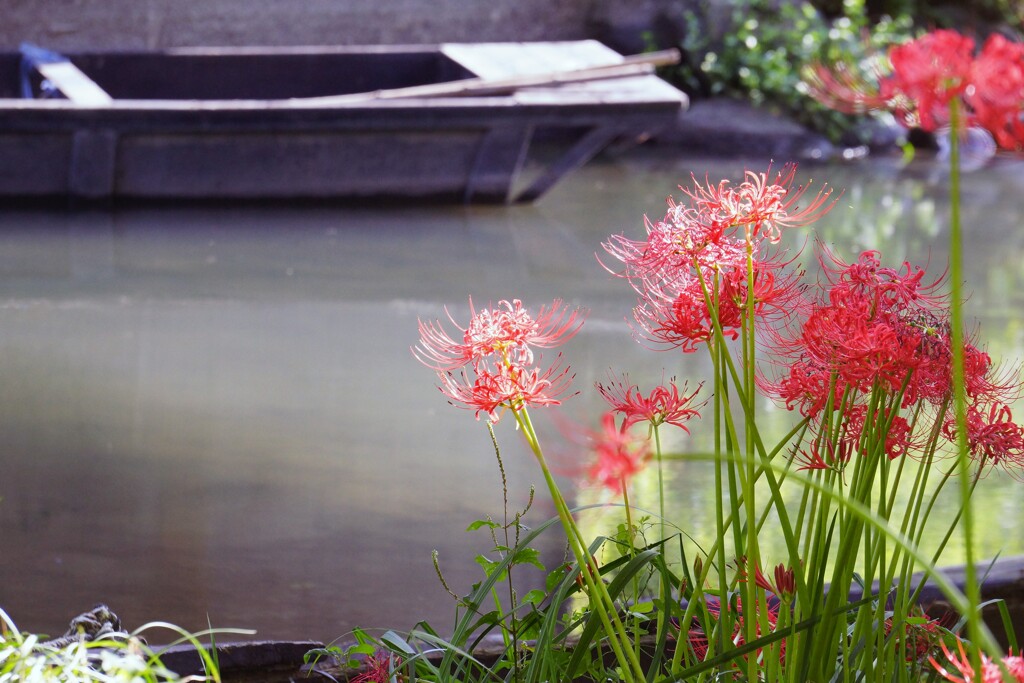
[0,41,687,204]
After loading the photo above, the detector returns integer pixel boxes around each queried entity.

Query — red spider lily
[603,168,826,279]
[631,280,730,353]
[773,360,843,418]
[794,443,831,471]
[437,355,576,423]
[795,438,852,472]
[804,60,893,115]
[963,342,1024,405]
[930,639,1024,682]
[968,34,1024,150]
[807,31,974,132]
[351,653,397,683]
[943,402,1024,476]
[886,331,1017,410]
[586,411,652,494]
[415,298,585,423]
[773,563,796,600]
[413,298,584,371]
[630,256,803,354]
[787,291,912,398]
[561,554,602,590]
[733,555,771,590]
[882,29,976,131]
[719,258,807,339]
[603,166,831,280]
[767,247,1024,476]
[600,204,711,284]
[596,371,704,431]
[601,204,749,291]
[736,557,797,601]
[842,404,917,461]
[680,165,836,245]
[824,249,946,311]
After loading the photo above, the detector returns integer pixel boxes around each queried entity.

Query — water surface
[1,151,1022,643]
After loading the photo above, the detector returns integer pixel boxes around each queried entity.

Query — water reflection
[0,152,1021,644]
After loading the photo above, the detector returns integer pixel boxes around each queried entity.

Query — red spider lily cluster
[807,29,1024,150]
[931,639,1024,682]
[689,557,945,671]
[687,595,785,667]
[601,165,834,353]
[763,249,1024,474]
[413,298,585,422]
[413,159,1024,678]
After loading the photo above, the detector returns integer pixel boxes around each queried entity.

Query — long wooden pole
[296,48,681,104]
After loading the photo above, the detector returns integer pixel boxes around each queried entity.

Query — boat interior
[4,45,476,101]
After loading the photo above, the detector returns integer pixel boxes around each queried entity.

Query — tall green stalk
[946,100,983,669]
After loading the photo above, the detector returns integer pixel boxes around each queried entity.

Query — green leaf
[347,643,376,656]
[509,546,545,571]
[522,589,547,605]
[474,555,501,577]
[631,600,655,614]
[465,519,500,532]
[380,631,417,655]
[546,565,571,592]
[351,628,375,646]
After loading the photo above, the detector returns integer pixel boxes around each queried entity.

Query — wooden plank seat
[20,42,113,105]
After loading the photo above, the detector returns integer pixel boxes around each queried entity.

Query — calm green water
[0,151,1021,644]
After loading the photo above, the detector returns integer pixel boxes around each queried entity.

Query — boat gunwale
[0,94,684,111]
[3,40,686,113]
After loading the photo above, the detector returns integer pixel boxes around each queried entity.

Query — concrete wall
[4,0,606,50]
[3,0,726,52]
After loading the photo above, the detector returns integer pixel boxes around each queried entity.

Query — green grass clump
[0,608,231,683]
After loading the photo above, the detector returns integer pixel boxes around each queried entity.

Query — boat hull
[0,42,687,204]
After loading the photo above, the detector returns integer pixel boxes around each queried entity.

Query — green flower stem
[512,407,647,683]
[651,424,670,666]
[486,422,521,672]
[947,98,982,667]
[620,482,643,658]
[653,424,666,555]
[742,238,759,683]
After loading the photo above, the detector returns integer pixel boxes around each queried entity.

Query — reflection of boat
[2,41,687,204]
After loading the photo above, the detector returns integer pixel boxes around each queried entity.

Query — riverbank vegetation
[667,0,1022,144]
